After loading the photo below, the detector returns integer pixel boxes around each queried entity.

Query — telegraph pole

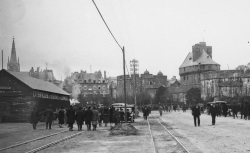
[1,50,3,69]
[123,47,127,122]
[130,59,139,118]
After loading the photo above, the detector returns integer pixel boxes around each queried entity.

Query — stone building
[201,70,250,101]
[116,70,167,98]
[179,42,220,89]
[65,70,110,99]
[170,42,220,103]
[29,67,56,82]
[7,38,20,72]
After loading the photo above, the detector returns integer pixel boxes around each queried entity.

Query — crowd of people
[29,105,134,131]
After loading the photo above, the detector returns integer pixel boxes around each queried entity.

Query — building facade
[65,70,110,99]
[201,70,250,101]
[0,69,70,122]
[170,42,220,103]
[116,70,167,98]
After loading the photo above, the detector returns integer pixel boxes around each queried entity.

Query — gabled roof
[179,50,219,68]
[3,70,69,96]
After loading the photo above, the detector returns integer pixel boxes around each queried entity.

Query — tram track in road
[147,115,190,153]
[0,130,84,153]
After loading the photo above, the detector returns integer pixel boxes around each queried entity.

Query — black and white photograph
[1,0,250,152]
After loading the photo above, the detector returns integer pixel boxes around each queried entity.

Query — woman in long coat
[30,108,40,130]
[84,106,93,131]
[92,107,99,131]
[75,107,84,131]
[58,107,65,128]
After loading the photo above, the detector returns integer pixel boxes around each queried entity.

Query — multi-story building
[179,42,220,89]
[116,70,167,98]
[201,70,250,101]
[7,38,20,72]
[170,42,220,103]
[66,70,109,98]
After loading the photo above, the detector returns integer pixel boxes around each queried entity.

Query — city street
[1,111,250,153]
[159,110,250,153]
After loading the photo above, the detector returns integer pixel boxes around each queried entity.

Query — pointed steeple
[7,37,20,72]
[11,37,17,62]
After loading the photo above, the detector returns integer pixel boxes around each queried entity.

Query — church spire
[7,37,20,72]
[11,37,17,62]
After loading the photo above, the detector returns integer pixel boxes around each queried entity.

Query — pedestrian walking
[58,107,65,128]
[44,106,54,129]
[92,106,99,131]
[142,106,149,120]
[84,106,93,131]
[109,106,115,126]
[75,107,84,131]
[103,106,109,127]
[192,104,201,127]
[210,104,217,125]
[66,105,75,131]
[159,106,163,116]
[232,103,238,119]
[119,108,125,123]
[30,108,40,130]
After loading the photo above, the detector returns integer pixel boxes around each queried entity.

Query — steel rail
[152,115,190,153]
[0,130,68,151]
[146,117,157,153]
[26,131,84,153]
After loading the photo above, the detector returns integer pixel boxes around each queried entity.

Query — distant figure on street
[84,106,93,131]
[58,107,65,128]
[142,106,149,120]
[103,106,109,127]
[210,104,217,125]
[159,106,163,116]
[92,106,99,131]
[232,103,238,119]
[66,105,75,131]
[30,108,40,130]
[44,106,54,129]
[222,104,228,117]
[75,107,84,131]
[192,104,201,127]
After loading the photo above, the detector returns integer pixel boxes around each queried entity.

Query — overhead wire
[91,0,123,50]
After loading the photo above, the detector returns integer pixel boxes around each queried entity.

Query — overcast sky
[1,0,250,80]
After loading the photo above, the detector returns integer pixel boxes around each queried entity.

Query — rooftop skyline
[1,0,250,80]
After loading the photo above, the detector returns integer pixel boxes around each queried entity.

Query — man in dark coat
[142,106,149,120]
[103,106,109,127]
[232,103,238,119]
[44,106,54,129]
[109,106,115,126]
[192,104,201,127]
[58,107,65,128]
[66,105,75,131]
[75,107,84,131]
[30,108,40,130]
[210,104,217,125]
[222,104,228,117]
[84,106,93,131]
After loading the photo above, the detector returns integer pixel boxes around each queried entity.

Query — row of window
[82,85,107,90]
[78,79,106,83]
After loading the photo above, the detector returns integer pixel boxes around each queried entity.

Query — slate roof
[5,70,69,96]
[180,50,219,68]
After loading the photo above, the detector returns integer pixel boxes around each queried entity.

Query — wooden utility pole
[2,50,3,69]
[122,46,127,122]
[130,59,139,118]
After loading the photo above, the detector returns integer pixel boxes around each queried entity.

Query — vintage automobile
[111,103,135,122]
